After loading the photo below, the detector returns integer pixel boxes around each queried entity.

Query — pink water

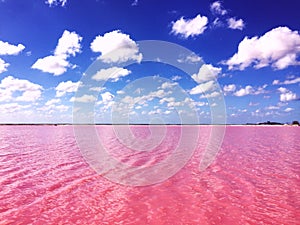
[0,125,299,224]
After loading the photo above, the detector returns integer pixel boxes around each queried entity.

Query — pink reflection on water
[0,125,299,224]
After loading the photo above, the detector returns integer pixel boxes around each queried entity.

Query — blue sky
[0,0,299,124]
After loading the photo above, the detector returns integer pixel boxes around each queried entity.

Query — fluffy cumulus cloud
[101,91,114,103]
[0,76,43,102]
[233,85,267,97]
[54,30,82,58]
[46,0,67,7]
[32,30,82,75]
[224,27,300,70]
[32,55,69,76]
[227,18,244,30]
[190,80,217,95]
[0,58,9,73]
[55,80,82,97]
[210,1,227,15]
[189,64,222,98]
[0,41,25,55]
[171,14,208,38]
[92,67,131,82]
[90,30,142,63]
[191,64,222,83]
[278,87,297,102]
[223,84,236,92]
[0,40,25,73]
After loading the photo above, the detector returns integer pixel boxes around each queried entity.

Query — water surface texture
[0,125,299,224]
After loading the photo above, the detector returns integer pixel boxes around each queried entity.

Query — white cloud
[32,30,82,75]
[90,30,142,63]
[200,91,221,98]
[89,86,106,92]
[210,1,227,15]
[190,80,217,95]
[0,41,25,55]
[148,109,162,115]
[266,105,280,110]
[0,58,9,73]
[46,0,67,7]
[234,85,266,97]
[224,27,300,70]
[159,97,176,104]
[212,18,223,27]
[223,84,236,92]
[0,76,43,102]
[177,53,202,63]
[45,98,61,106]
[161,82,177,89]
[284,107,294,112]
[0,103,30,114]
[278,87,297,101]
[272,77,300,85]
[16,90,42,102]
[55,80,81,97]
[116,90,125,95]
[92,67,131,82]
[121,89,167,106]
[32,55,69,76]
[280,92,297,101]
[191,64,222,83]
[70,94,97,103]
[54,30,82,58]
[101,91,114,103]
[278,87,288,93]
[171,75,181,81]
[39,101,69,113]
[171,14,208,38]
[131,0,138,6]
[227,18,244,30]
[0,40,25,73]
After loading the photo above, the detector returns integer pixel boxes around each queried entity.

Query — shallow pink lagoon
[0,125,299,224]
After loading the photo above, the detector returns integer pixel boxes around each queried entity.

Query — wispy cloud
[131,0,138,6]
[210,1,227,15]
[272,77,300,85]
[46,0,67,7]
